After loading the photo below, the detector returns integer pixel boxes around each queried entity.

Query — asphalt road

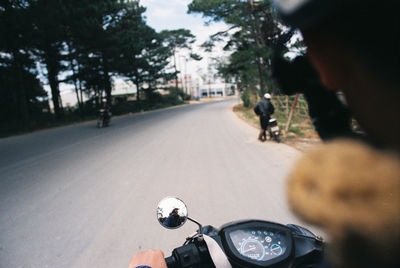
[0,99,319,268]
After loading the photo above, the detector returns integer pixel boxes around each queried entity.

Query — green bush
[162,94,184,106]
[112,101,140,115]
[241,90,252,107]
[169,87,190,101]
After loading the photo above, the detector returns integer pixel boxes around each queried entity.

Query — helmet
[272,0,337,29]
[264,93,271,99]
[273,0,398,84]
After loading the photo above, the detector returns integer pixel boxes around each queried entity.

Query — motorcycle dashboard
[220,220,294,267]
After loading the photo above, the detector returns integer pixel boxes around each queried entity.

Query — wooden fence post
[285,94,300,132]
[285,96,289,117]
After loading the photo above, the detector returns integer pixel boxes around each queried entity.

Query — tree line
[0,0,196,135]
[188,0,295,99]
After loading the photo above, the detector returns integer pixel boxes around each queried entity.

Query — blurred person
[162,208,182,228]
[254,93,275,142]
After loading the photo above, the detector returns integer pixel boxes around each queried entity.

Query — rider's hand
[128,249,167,268]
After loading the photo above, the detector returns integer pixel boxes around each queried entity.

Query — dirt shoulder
[232,103,321,152]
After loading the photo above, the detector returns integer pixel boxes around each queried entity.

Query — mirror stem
[187,217,202,234]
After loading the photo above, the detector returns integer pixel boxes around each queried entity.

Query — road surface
[0,99,319,268]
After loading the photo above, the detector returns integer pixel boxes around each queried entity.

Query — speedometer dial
[240,239,265,260]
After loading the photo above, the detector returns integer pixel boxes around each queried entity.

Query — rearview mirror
[157,197,188,229]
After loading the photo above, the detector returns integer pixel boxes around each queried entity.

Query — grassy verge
[233,101,321,151]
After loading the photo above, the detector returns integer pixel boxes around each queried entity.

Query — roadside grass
[289,125,306,137]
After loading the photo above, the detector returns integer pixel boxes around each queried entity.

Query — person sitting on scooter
[128,0,400,267]
[254,93,275,142]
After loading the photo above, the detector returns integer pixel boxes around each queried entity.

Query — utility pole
[173,50,179,89]
[184,58,188,95]
[179,55,186,92]
[207,63,212,98]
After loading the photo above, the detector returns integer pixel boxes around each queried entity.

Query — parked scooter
[268,118,281,143]
[97,109,111,128]
[157,197,324,268]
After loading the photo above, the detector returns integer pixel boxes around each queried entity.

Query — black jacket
[163,214,182,228]
[254,99,275,117]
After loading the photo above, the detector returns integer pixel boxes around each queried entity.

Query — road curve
[0,99,317,268]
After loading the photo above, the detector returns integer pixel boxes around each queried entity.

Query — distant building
[113,79,137,96]
[165,75,235,98]
[200,82,236,97]
[57,75,236,108]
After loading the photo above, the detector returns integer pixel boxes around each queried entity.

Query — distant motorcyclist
[102,101,112,120]
[254,93,275,142]
[97,100,112,128]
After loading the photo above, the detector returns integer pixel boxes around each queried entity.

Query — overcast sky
[141,0,205,32]
[140,0,229,76]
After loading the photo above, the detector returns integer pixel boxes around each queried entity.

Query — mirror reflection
[157,197,188,229]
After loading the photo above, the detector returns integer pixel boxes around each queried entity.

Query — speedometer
[220,220,318,268]
[229,228,288,262]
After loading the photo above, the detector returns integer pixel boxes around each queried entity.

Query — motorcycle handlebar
[164,241,214,268]
[165,256,178,268]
